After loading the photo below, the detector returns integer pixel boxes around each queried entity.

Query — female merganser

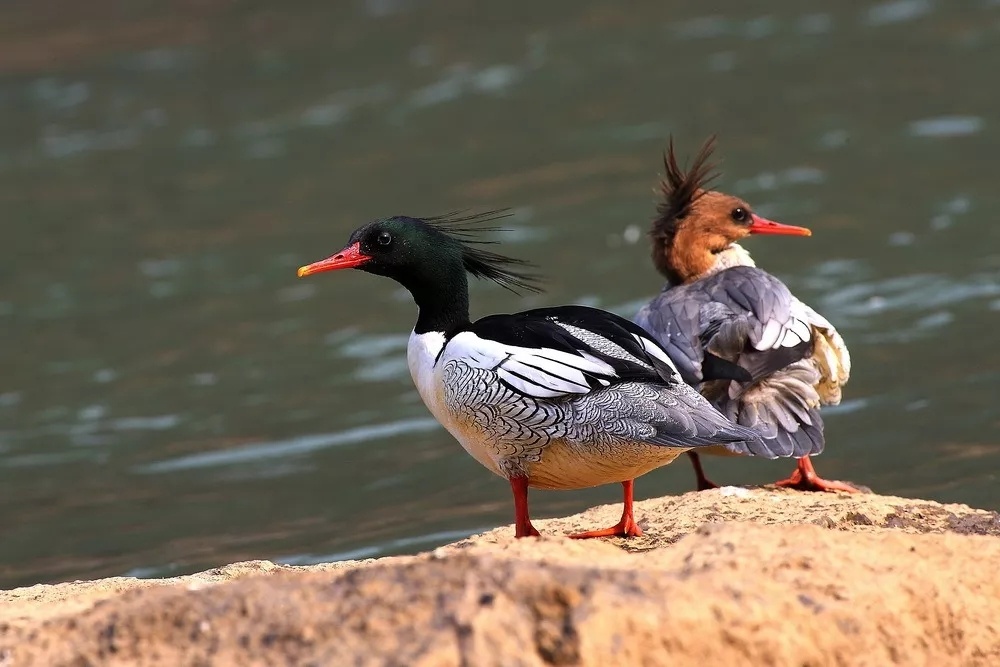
[298,211,766,538]
[633,138,858,493]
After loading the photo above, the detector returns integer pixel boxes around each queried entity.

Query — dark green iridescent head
[298,210,541,332]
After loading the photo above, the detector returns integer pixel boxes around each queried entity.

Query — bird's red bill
[297,242,371,277]
[748,215,812,237]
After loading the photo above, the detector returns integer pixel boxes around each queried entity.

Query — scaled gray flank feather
[438,319,764,478]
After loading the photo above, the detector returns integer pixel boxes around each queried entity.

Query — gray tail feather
[710,362,828,458]
[782,409,825,457]
[645,387,771,453]
[665,420,770,453]
[719,403,826,458]
[646,415,768,452]
[719,422,772,457]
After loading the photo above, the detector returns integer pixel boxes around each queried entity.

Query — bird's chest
[406,330,504,475]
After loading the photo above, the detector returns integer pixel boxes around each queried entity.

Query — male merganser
[298,211,766,538]
[633,138,858,493]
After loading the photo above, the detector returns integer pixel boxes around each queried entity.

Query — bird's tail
[714,361,827,458]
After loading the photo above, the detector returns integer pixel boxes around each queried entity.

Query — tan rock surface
[2,488,999,666]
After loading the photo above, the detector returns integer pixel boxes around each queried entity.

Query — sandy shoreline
[2,487,999,666]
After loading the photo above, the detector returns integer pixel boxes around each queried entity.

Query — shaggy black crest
[423,209,544,295]
[651,135,720,241]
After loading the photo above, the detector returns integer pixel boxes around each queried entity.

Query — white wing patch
[443,331,616,399]
[753,314,812,351]
[632,332,680,375]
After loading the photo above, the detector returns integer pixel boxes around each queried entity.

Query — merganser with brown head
[633,137,860,493]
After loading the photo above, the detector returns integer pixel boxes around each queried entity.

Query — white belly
[406,330,504,477]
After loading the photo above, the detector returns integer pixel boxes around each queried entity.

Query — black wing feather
[465,304,679,388]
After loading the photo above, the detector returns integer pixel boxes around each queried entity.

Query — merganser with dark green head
[633,137,859,493]
[298,211,766,538]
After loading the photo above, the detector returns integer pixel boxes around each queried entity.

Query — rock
[1,488,999,666]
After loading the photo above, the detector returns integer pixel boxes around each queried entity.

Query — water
[1,0,999,589]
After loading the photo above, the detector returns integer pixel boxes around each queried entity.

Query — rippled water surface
[2,0,1000,588]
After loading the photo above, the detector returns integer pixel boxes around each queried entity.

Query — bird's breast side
[407,331,504,477]
[525,437,681,490]
[439,360,558,478]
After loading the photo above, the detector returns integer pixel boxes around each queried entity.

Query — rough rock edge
[2,488,999,667]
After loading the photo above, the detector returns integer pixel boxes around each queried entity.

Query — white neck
[705,242,756,276]
[407,330,446,407]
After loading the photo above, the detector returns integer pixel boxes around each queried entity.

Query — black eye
[730,207,750,223]
[377,231,392,246]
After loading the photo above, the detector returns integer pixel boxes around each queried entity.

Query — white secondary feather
[445,331,617,399]
[789,316,811,342]
[498,360,586,397]
[632,332,680,374]
[755,319,784,350]
[754,308,813,352]
[779,329,800,348]
[800,302,834,330]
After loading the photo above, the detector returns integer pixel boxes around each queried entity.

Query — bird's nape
[423,211,543,294]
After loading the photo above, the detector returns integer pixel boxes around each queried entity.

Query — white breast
[406,330,503,475]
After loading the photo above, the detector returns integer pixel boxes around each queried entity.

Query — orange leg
[774,456,861,493]
[687,451,720,491]
[569,480,644,539]
[510,476,541,537]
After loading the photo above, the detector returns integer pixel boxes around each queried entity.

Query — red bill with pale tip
[748,214,812,237]
[297,242,371,277]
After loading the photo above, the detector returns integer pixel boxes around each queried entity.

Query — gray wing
[698,266,813,381]
[635,267,814,383]
[633,266,824,458]
[633,291,710,386]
